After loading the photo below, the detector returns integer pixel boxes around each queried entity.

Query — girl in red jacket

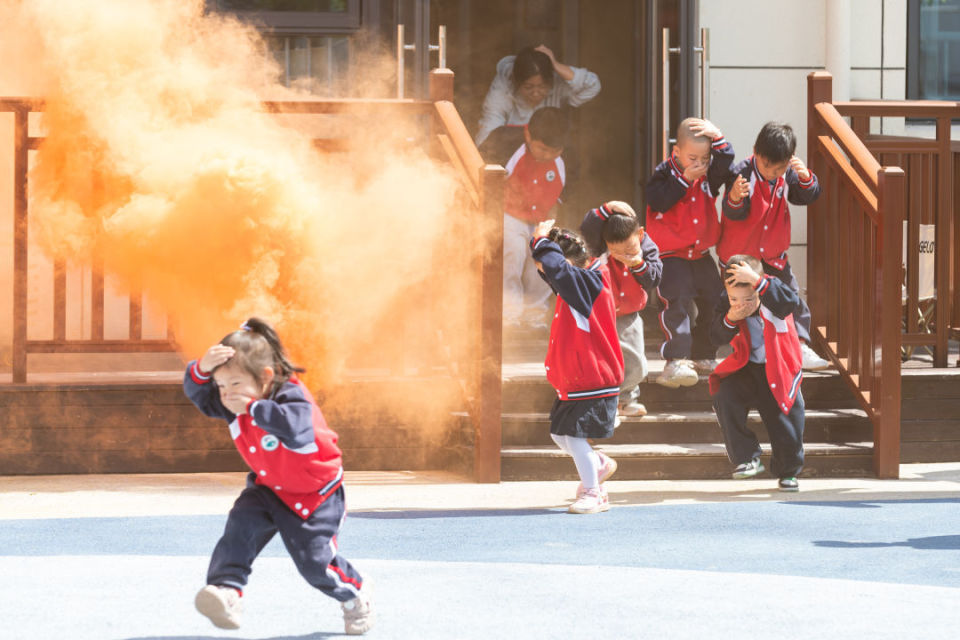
[184,317,372,635]
[531,221,625,514]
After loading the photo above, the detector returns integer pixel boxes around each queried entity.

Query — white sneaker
[801,343,831,371]
[656,359,699,388]
[619,400,648,417]
[342,584,374,635]
[692,359,717,374]
[568,487,610,514]
[195,585,242,630]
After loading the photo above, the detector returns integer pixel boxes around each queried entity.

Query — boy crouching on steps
[709,254,804,492]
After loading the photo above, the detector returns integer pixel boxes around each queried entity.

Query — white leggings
[550,434,600,489]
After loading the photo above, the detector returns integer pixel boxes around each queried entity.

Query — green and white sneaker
[778,477,800,492]
[732,458,765,479]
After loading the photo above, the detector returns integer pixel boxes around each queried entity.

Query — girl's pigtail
[242,317,306,381]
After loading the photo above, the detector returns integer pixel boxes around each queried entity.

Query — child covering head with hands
[184,318,373,635]
[708,256,806,492]
[645,117,735,388]
[531,219,624,514]
[580,201,663,417]
[720,121,828,371]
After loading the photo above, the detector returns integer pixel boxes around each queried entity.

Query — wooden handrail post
[475,164,505,482]
[934,116,953,366]
[429,68,455,103]
[12,105,29,383]
[806,72,832,335]
[876,166,904,478]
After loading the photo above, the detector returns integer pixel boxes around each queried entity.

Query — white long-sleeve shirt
[475,55,601,146]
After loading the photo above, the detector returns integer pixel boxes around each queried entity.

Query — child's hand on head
[790,156,810,181]
[199,344,235,374]
[725,261,762,288]
[728,174,749,202]
[534,218,556,239]
[690,118,722,140]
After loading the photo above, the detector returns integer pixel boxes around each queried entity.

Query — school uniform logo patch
[260,434,280,451]
[545,170,556,182]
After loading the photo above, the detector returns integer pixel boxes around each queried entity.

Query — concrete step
[500,442,875,481]
[501,408,871,446]
[500,369,858,414]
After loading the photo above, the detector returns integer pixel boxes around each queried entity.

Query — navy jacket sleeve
[183,360,233,421]
[645,160,689,214]
[710,292,737,347]
[705,136,736,197]
[531,236,603,319]
[786,166,821,205]
[633,233,663,289]
[248,383,317,450]
[721,159,752,220]
[709,276,801,347]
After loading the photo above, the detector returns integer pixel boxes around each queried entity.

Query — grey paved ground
[1,467,959,639]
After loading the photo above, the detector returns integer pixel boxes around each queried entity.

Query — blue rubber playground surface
[2,478,959,639]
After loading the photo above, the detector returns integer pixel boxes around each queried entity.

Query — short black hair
[600,201,641,244]
[527,107,567,150]
[724,254,764,287]
[754,122,796,164]
[511,47,555,91]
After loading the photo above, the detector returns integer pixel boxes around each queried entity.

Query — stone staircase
[497,313,960,481]
[500,345,874,480]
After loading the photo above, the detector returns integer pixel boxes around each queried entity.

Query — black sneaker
[732,458,765,479]
[778,477,799,492]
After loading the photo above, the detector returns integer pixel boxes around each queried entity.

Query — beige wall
[700,0,909,288]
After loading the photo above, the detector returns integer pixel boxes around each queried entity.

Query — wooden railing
[806,72,904,478]
[1,68,505,482]
[842,99,959,365]
[806,71,960,478]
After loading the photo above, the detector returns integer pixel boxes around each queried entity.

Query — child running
[183,317,373,635]
[531,220,624,513]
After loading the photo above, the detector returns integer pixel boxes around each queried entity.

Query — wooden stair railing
[2,69,505,482]
[806,72,960,478]
[806,72,905,478]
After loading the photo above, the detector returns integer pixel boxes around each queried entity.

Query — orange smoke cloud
[2,0,474,393]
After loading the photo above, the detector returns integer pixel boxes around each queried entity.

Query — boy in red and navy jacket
[580,201,662,416]
[709,254,804,492]
[531,221,624,514]
[646,117,735,388]
[502,106,568,329]
[720,121,828,371]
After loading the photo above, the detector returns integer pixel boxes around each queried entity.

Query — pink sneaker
[597,451,618,483]
[568,487,609,514]
[576,451,618,498]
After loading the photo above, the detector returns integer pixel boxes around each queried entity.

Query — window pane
[917,0,960,99]
[216,1,348,12]
[264,35,350,94]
